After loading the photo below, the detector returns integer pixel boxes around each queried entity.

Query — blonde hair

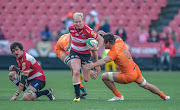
[73,12,84,20]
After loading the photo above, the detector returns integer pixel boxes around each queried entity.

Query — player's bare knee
[101,73,108,80]
[84,78,89,82]
[9,72,15,80]
[138,79,147,88]
[73,70,80,76]
[23,94,33,101]
[142,84,148,89]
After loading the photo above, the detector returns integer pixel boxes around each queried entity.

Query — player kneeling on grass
[9,42,55,101]
[54,33,100,99]
[86,31,170,101]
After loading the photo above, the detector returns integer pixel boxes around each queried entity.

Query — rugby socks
[13,80,26,91]
[35,90,49,98]
[80,87,85,92]
[159,91,166,99]
[112,88,122,97]
[73,83,80,98]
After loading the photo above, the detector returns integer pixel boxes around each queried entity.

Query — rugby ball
[86,38,98,48]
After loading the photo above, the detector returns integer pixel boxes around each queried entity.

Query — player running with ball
[54,33,99,99]
[65,12,104,102]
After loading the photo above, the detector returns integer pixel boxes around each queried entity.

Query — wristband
[14,91,20,96]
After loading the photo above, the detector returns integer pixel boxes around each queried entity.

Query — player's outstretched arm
[86,56,112,70]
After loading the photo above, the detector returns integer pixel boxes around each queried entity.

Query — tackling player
[65,12,104,101]
[86,31,170,101]
[54,33,99,99]
[9,42,55,101]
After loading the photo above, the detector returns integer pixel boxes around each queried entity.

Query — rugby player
[9,42,55,101]
[86,31,170,101]
[54,33,99,99]
[65,12,104,101]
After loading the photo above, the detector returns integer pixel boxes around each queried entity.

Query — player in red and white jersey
[65,12,104,102]
[9,42,55,101]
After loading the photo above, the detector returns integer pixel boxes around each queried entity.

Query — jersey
[68,24,98,54]
[54,34,70,52]
[16,52,45,81]
[107,40,135,73]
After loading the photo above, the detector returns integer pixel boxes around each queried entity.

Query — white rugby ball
[86,38,98,48]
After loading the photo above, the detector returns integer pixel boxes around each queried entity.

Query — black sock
[15,81,19,86]
[80,87,85,92]
[35,90,49,98]
[74,84,80,98]
[15,81,26,92]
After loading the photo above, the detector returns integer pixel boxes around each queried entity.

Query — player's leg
[60,51,87,99]
[8,71,26,91]
[101,72,124,101]
[79,52,93,82]
[135,65,170,100]
[23,79,55,101]
[71,71,87,99]
[81,65,92,82]
[71,56,81,101]
[136,77,170,100]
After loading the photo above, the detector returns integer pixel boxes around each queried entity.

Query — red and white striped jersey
[68,24,98,54]
[16,52,45,81]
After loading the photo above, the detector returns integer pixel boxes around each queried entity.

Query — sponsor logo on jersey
[91,31,95,35]
[22,62,26,66]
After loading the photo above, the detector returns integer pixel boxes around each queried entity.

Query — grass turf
[0,70,179,110]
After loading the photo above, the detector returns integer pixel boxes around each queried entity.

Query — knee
[23,94,33,101]
[73,70,80,76]
[9,72,15,80]
[84,79,88,82]
[101,73,108,80]
[142,83,149,89]
[83,75,89,82]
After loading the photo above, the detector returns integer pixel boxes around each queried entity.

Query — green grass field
[0,70,179,110]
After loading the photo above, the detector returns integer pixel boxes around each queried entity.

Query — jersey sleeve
[107,50,116,61]
[21,60,31,72]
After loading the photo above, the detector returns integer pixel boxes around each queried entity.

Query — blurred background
[0,0,180,70]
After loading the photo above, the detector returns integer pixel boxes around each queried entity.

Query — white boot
[108,95,124,101]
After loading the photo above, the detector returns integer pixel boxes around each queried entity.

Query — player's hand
[94,66,101,76]
[88,44,98,51]
[86,61,94,70]
[97,30,106,36]
[64,45,70,51]
[10,95,18,101]
[9,65,17,71]
[90,71,97,80]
